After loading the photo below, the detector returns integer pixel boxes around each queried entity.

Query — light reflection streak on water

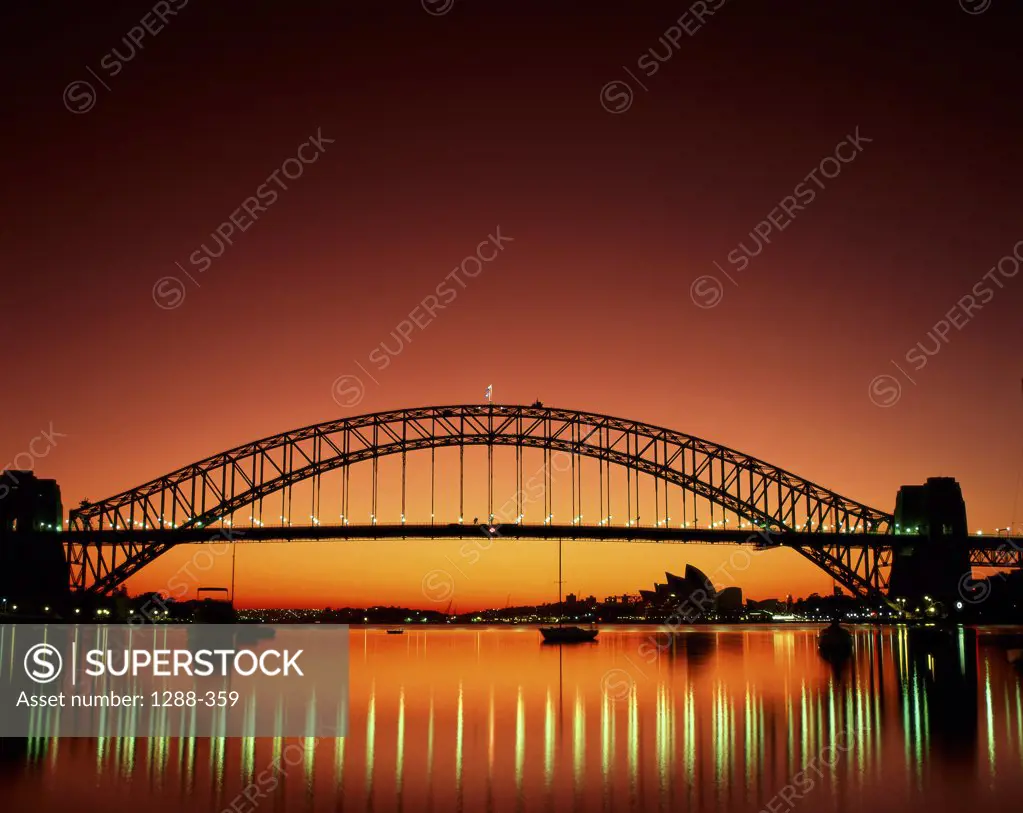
[670,679,678,801]
[395,687,404,799]
[455,680,463,798]
[744,685,753,795]
[684,684,695,807]
[627,681,638,793]
[815,689,824,771]
[303,735,316,794]
[713,681,723,790]
[487,685,494,788]
[600,688,610,790]
[800,680,808,769]
[727,682,736,796]
[1005,685,1012,744]
[756,695,765,799]
[365,681,375,795]
[985,661,995,778]
[853,681,864,787]
[901,658,911,787]
[1017,684,1023,768]
[544,687,554,786]
[785,684,794,769]
[827,674,837,785]
[515,685,524,793]
[241,732,254,784]
[921,666,930,768]
[656,683,668,801]
[573,687,585,793]
[334,724,344,792]
[913,667,924,787]
[427,690,434,781]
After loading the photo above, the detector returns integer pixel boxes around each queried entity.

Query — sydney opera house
[638,565,743,617]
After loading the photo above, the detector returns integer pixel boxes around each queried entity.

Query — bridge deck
[34,523,1023,554]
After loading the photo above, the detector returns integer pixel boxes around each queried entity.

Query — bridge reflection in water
[3,627,1023,813]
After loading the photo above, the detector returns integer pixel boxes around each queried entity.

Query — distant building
[0,470,62,532]
[0,471,68,606]
[634,565,740,617]
[717,586,743,612]
[603,594,640,605]
[747,597,785,614]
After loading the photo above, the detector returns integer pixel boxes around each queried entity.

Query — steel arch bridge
[68,404,894,596]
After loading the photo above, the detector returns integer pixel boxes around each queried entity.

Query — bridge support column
[0,471,69,611]
[887,477,971,613]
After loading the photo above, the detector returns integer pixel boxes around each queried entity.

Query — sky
[2,0,1022,609]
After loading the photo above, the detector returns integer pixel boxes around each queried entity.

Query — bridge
[41,404,1021,601]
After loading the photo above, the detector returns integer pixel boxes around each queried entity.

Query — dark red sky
[2,0,1022,608]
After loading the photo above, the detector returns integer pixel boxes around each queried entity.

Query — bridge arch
[68,405,893,594]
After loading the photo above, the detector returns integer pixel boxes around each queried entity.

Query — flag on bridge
[485,384,493,403]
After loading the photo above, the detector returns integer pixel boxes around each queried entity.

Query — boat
[817,619,853,658]
[386,628,405,635]
[540,625,598,643]
[539,536,598,644]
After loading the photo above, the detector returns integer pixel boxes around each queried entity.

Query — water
[2,625,1022,812]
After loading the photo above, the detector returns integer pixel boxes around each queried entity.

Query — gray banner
[0,624,349,737]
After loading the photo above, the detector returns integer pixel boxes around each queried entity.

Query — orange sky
[2,2,1022,608]
[124,537,835,611]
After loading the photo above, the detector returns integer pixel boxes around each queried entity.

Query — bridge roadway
[40,524,1023,567]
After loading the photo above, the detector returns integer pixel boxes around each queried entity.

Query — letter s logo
[24,644,63,683]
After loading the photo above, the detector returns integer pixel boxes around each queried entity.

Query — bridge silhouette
[61,404,1021,601]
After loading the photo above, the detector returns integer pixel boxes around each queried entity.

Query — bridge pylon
[0,470,69,609]
[887,477,972,612]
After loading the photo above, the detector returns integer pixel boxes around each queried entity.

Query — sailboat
[540,537,598,643]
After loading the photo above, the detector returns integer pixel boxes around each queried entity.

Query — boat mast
[558,537,563,624]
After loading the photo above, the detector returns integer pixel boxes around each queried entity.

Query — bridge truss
[68,405,895,596]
